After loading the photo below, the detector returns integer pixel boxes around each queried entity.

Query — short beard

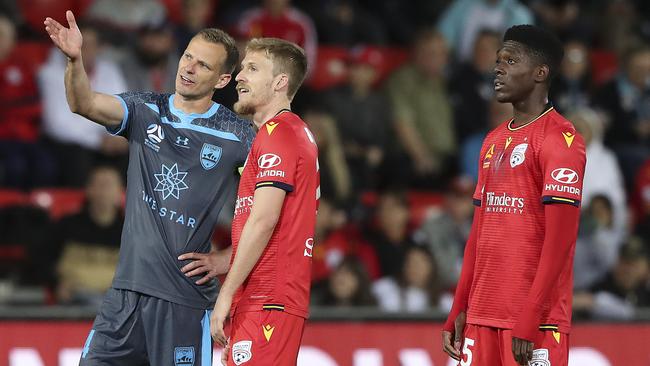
[234,100,255,115]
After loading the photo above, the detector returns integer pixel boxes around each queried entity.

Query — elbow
[250,212,280,234]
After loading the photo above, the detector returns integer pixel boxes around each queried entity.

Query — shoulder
[211,106,256,143]
[258,113,303,142]
[541,110,586,152]
[117,91,164,105]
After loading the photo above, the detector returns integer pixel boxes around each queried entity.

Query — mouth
[494,80,505,91]
[180,75,195,85]
[237,85,250,95]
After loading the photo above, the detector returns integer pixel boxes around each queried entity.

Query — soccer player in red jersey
[442,25,586,366]
[210,38,319,366]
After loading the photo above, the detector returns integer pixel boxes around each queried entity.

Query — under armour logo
[176,136,189,146]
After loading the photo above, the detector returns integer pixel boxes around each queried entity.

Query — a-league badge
[510,143,528,168]
[232,340,253,365]
[201,143,222,170]
[174,346,195,366]
[530,349,551,366]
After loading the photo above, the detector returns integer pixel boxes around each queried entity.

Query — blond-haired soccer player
[210,38,319,366]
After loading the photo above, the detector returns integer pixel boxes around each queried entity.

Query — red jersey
[467,106,586,334]
[231,111,319,318]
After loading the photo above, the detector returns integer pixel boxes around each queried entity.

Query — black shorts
[79,288,213,366]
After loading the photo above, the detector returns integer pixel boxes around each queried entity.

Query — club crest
[201,143,222,170]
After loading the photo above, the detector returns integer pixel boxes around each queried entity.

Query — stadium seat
[360,190,443,228]
[29,188,85,220]
[13,42,51,68]
[307,46,349,90]
[590,49,618,86]
[18,0,93,36]
[0,190,28,208]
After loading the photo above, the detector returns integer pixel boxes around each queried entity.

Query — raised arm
[44,11,124,127]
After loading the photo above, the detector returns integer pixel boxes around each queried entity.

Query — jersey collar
[507,103,554,131]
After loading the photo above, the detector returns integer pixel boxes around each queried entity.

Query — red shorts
[227,310,305,366]
[456,323,569,366]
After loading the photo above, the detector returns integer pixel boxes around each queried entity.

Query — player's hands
[211,292,233,347]
[221,343,230,366]
[442,311,465,361]
[512,336,534,365]
[179,248,230,285]
[44,11,83,61]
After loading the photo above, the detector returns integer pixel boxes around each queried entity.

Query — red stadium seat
[360,190,443,228]
[374,47,409,84]
[18,0,93,37]
[590,49,619,86]
[29,188,85,220]
[13,42,51,68]
[0,190,28,208]
[307,46,349,90]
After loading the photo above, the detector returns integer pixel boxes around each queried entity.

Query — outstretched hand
[44,10,82,60]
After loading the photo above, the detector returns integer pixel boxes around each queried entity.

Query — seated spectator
[550,40,592,113]
[0,14,55,188]
[120,18,178,93]
[38,21,128,187]
[237,0,317,76]
[385,29,455,189]
[304,0,387,45]
[87,0,167,34]
[373,245,451,313]
[437,0,534,62]
[574,238,650,319]
[53,166,124,306]
[592,44,650,186]
[311,198,380,283]
[304,108,352,203]
[174,0,217,54]
[323,46,392,192]
[414,176,474,289]
[574,195,625,290]
[363,189,416,278]
[449,29,500,143]
[313,256,377,308]
[529,0,582,39]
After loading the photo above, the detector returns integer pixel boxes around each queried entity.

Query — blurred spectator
[313,256,377,307]
[574,195,625,290]
[529,0,582,39]
[459,97,512,182]
[53,166,124,306]
[592,44,650,187]
[550,40,592,113]
[385,29,455,189]
[437,0,534,61]
[237,0,317,76]
[568,108,627,233]
[312,198,381,283]
[304,108,352,203]
[174,0,218,54]
[323,46,392,192]
[373,245,450,313]
[38,22,128,187]
[304,0,387,46]
[414,176,474,289]
[363,189,416,278]
[0,14,55,188]
[449,29,500,143]
[574,238,650,319]
[120,19,178,93]
[87,0,167,34]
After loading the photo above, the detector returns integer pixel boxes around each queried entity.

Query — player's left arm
[512,128,586,362]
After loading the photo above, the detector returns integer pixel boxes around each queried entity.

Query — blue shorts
[79,288,213,366]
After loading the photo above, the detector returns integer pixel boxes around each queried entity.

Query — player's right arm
[44,11,124,128]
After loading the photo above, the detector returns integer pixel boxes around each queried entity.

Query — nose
[494,64,504,77]
[184,61,196,74]
[235,69,245,82]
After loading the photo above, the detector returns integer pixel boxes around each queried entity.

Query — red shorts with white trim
[227,310,305,366]
[456,323,569,366]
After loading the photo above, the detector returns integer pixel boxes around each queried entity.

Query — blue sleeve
[106,94,130,136]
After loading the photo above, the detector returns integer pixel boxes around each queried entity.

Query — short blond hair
[246,38,307,100]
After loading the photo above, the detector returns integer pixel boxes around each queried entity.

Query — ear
[274,73,289,92]
[535,64,550,83]
[214,73,232,90]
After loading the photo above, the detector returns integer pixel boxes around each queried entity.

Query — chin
[495,93,512,103]
[234,100,255,115]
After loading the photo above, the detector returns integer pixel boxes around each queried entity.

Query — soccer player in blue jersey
[44,11,255,365]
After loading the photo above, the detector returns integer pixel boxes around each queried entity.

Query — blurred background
[0,0,649,365]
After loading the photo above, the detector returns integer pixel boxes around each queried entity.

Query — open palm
[44,10,82,60]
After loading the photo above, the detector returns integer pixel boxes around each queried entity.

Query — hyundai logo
[551,168,579,184]
[258,154,282,169]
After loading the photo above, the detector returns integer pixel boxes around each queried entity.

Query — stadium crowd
[0,0,649,320]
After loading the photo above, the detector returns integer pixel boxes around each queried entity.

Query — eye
[507,58,515,65]
[184,53,191,60]
[249,65,257,71]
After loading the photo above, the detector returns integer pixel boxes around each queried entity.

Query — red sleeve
[512,128,586,341]
[443,206,480,332]
[254,120,298,192]
[540,129,586,207]
[512,204,579,340]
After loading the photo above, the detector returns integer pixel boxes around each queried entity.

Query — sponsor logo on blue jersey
[154,163,189,200]
[175,136,190,149]
[201,143,222,170]
[174,346,195,366]
[145,123,165,152]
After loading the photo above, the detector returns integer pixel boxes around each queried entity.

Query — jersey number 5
[460,338,475,366]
